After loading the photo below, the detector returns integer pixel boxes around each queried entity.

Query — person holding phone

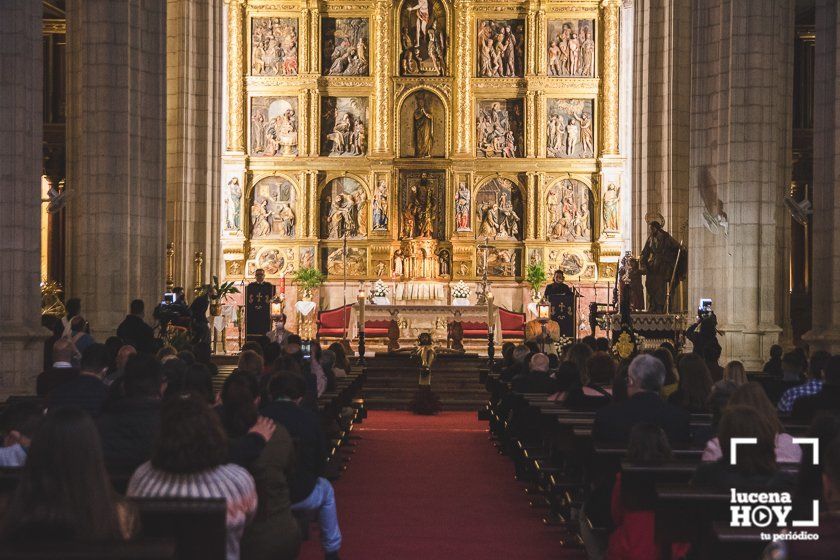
[686,299,720,358]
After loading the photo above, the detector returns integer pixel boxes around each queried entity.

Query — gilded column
[225,0,245,153]
[536,173,545,239]
[307,3,317,74]
[601,0,621,155]
[454,0,473,156]
[526,172,537,240]
[535,8,547,76]
[372,0,392,155]
[299,6,309,75]
[307,170,318,238]
[526,91,537,158]
[526,7,536,75]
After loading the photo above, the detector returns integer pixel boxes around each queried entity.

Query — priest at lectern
[246,268,275,344]
[543,269,575,339]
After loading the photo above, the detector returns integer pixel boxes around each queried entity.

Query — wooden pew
[0,540,177,559]
[133,497,227,560]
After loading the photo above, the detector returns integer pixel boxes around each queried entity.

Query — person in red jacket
[607,423,689,560]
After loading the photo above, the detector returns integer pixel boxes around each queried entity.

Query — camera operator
[153,287,191,335]
[686,304,720,359]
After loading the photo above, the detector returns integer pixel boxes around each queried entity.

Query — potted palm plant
[525,262,547,303]
[209,275,240,316]
[292,267,326,301]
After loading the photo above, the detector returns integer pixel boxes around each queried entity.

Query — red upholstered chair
[461,321,489,339]
[316,304,353,340]
[498,307,526,340]
[364,320,391,337]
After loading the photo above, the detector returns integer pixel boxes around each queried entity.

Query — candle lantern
[537,299,551,322]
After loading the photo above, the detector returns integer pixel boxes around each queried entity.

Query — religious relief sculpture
[224,178,243,233]
[548,250,584,277]
[320,177,368,240]
[372,179,389,231]
[476,99,523,158]
[400,90,446,158]
[454,180,471,232]
[399,171,446,240]
[251,97,298,157]
[300,247,314,269]
[251,17,298,76]
[255,247,285,276]
[546,99,594,159]
[399,0,448,77]
[249,177,297,239]
[476,19,525,78]
[321,97,368,157]
[546,179,592,242]
[474,178,523,240]
[602,183,621,232]
[478,247,518,278]
[322,18,369,76]
[547,19,595,78]
[324,247,368,276]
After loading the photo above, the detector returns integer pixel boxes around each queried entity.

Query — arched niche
[397,87,449,158]
[544,177,593,242]
[473,175,525,241]
[247,174,299,240]
[319,174,369,240]
[396,0,450,77]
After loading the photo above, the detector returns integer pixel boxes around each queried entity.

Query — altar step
[361,353,489,411]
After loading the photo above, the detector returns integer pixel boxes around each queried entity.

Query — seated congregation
[0,297,365,560]
[485,337,840,560]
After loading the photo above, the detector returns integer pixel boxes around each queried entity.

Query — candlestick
[486,291,495,326]
[357,290,366,324]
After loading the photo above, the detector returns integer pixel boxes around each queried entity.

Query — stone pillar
[632,0,691,251]
[804,0,840,352]
[66,0,167,338]
[167,0,223,290]
[689,0,793,368]
[0,1,44,396]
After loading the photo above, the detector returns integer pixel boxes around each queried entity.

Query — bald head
[52,338,74,364]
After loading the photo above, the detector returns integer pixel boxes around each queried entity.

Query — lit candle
[357,288,366,325]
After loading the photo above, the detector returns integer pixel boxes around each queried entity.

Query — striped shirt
[127,462,258,560]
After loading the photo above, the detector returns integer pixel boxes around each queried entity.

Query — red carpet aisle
[299,411,562,559]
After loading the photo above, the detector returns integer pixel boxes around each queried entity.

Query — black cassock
[246,281,275,341]
[543,281,575,339]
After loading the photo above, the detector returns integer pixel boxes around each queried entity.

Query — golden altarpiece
[220,0,625,337]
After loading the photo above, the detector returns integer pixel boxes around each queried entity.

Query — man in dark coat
[116,299,155,354]
[792,355,840,424]
[97,353,163,471]
[246,268,275,344]
[543,269,575,338]
[36,338,78,397]
[594,354,690,444]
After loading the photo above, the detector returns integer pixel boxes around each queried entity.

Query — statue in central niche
[406,173,436,238]
[413,93,434,158]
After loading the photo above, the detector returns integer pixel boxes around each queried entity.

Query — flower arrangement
[554,335,575,353]
[371,279,389,298]
[452,281,471,299]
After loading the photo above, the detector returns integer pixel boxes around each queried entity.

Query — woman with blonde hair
[723,360,748,386]
[701,381,802,464]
